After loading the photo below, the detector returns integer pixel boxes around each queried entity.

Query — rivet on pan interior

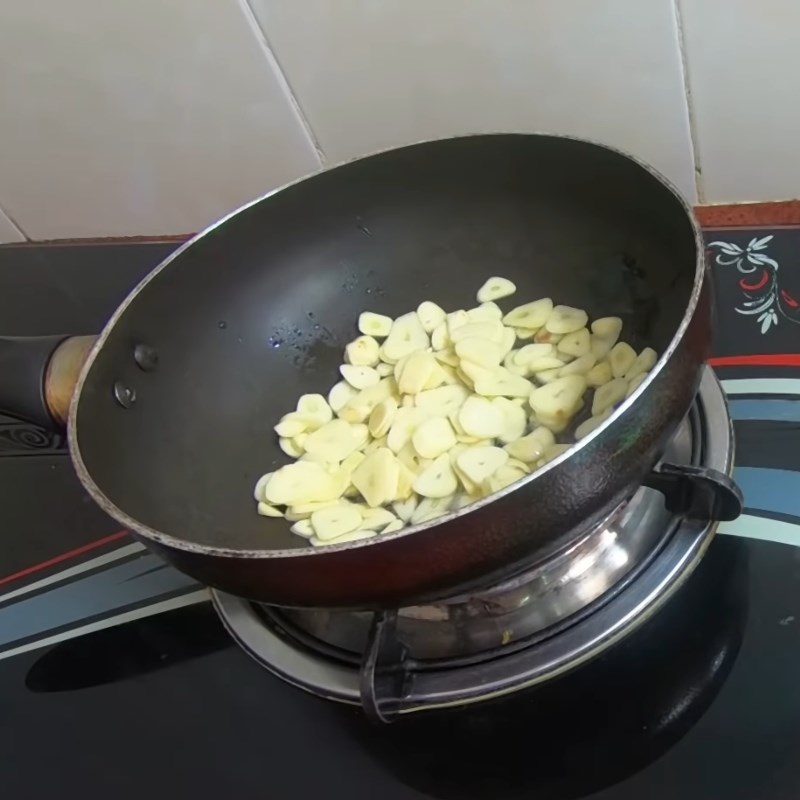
[113,381,136,409]
[134,343,159,371]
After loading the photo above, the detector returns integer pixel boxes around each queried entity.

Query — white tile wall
[249,0,698,201]
[0,206,24,243]
[679,0,800,203]
[0,0,320,239]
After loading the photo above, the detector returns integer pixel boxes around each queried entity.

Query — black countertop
[1,231,799,799]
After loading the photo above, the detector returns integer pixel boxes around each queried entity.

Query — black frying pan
[0,134,741,608]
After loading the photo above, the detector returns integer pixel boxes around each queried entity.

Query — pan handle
[644,463,743,522]
[0,335,95,430]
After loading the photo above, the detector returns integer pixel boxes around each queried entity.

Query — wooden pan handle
[0,335,95,429]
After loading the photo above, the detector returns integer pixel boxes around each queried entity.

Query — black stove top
[1,230,799,799]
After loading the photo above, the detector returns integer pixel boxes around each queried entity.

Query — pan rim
[68,131,705,560]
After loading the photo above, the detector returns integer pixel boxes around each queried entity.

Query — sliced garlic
[455,337,506,368]
[431,322,450,351]
[503,298,553,329]
[487,464,528,493]
[492,397,527,444]
[345,335,380,367]
[296,394,333,427]
[457,446,509,484]
[368,397,398,438]
[412,417,457,459]
[608,342,637,379]
[591,377,628,416]
[586,361,612,388]
[575,408,613,440]
[310,529,376,547]
[359,312,393,338]
[254,472,274,502]
[534,328,562,345]
[274,413,308,438]
[503,426,555,463]
[450,321,504,344]
[468,301,503,321]
[279,437,304,458]
[477,276,517,303]
[590,317,622,359]
[265,462,343,506]
[302,419,364,463]
[310,505,362,541]
[291,519,315,537]
[446,309,469,335]
[626,372,648,398]
[625,347,657,381]
[558,353,597,377]
[397,351,437,395]
[328,380,358,413]
[382,519,405,534]
[458,395,505,438]
[415,383,469,417]
[529,375,587,429]
[414,453,458,498]
[351,447,400,507]
[411,495,454,524]
[380,312,430,363]
[515,343,555,366]
[537,443,571,467]
[417,300,446,333]
[392,495,419,523]
[257,501,283,518]
[558,328,591,357]
[515,327,537,340]
[376,362,394,377]
[386,407,430,453]
[340,364,380,390]
[545,305,589,334]
[473,368,531,398]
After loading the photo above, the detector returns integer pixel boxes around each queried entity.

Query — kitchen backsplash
[0,0,793,242]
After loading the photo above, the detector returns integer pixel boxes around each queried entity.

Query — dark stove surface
[1,230,799,800]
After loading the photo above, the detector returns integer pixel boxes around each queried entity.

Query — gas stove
[215,368,734,720]
[2,226,800,800]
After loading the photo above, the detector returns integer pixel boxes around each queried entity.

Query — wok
[0,134,741,608]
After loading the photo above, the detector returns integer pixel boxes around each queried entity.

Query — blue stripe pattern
[734,466,800,520]
[728,398,800,423]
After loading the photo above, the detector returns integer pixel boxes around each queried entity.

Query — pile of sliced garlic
[254,277,657,547]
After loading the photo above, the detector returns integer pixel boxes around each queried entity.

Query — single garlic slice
[392,494,419,523]
[477,276,517,303]
[431,322,450,351]
[592,377,628,415]
[274,413,308,438]
[458,395,505,438]
[310,529,377,547]
[558,352,597,377]
[487,464,528,493]
[537,443,571,467]
[386,407,430,453]
[473,367,531,398]
[340,364,380,390]
[265,462,343,506]
[503,426,555,463]
[515,343,555,366]
[411,495,454,524]
[503,297,553,329]
[412,417,457,459]
[608,342,637,379]
[457,446,509,484]
[625,347,657,381]
[586,361,612,388]
[300,419,360,462]
[351,447,400,507]
[450,321,504,344]
[257,501,283,518]
[380,311,430,363]
[254,472,274,502]
[279,437,304,458]
[345,335,380,367]
[328,380,358,413]
[545,305,589,334]
[310,505,363,541]
[515,327,536,340]
[361,506,398,529]
[397,351,437,395]
[291,519,315,537]
[467,301,503,322]
[492,397,527,444]
[382,519,405,534]
[297,394,333,427]
[417,300,447,333]
[558,328,591,357]
[590,317,622,359]
[529,375,587,425]
[358,312,393,338]
[575,408,613,440]
[368,397,399,439]
[415,383,469,417]
[455,337,506,368]
[626,372,648,398]
[446,309,469,335]
[414,453,458,498]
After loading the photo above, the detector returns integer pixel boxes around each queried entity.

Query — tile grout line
[0,201,29,241]
[236,0,327,167]
[672,0,705,204]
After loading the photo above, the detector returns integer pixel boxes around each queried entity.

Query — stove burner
[214,368,734,719]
